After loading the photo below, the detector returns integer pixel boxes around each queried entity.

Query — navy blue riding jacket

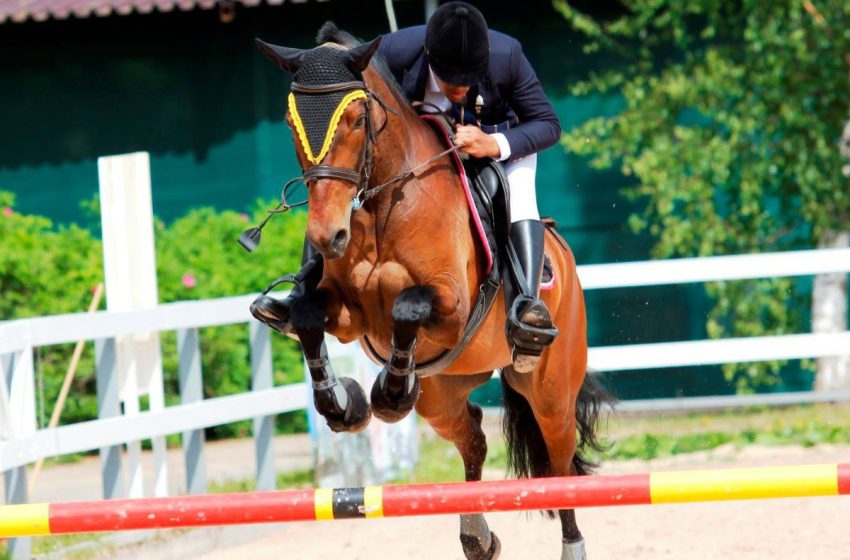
[378,25,561,163]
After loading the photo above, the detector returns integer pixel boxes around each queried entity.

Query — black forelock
[313,21,408,104]
[316,21,360,49]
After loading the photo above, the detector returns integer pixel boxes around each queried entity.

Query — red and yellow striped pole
[2,463,848,538]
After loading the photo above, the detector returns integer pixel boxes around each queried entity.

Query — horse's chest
[347,260,380,295]
[341,260,415,310]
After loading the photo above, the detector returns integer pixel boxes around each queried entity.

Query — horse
[253,23,609,560]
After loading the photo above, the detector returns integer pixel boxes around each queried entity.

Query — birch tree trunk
[813,113,850,391]
[812,230,850,390]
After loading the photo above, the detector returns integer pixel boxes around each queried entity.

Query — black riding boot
[250,238,324,335]
[505,219,559,373]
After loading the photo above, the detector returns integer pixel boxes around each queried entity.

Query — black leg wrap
[370,286,432,424]
[309,347,371,434]
[295,293,370,433]
[316,377,371,433]
[460,532,501,560]
[370,366,420,424]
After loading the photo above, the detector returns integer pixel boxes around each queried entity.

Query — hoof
[250,295,294,335]
[460,532,500,560]
[318,377,371,433]
[370,372,420,424]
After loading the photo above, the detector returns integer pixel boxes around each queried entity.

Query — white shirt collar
[427,66,443,94]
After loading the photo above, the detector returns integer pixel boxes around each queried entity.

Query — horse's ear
[255,38,305,73]
[346,37,382,73]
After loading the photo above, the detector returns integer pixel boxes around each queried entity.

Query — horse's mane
[316,21,409,106]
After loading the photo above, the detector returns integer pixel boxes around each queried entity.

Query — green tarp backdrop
[0,0,813,400]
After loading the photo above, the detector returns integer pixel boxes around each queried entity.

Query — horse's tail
[500,370,614,515]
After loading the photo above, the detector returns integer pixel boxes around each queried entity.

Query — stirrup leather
[261,272,300,296]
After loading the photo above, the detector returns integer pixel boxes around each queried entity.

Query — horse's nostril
[332,229,349,249]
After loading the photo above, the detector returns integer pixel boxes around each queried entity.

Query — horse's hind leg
[415,373,501,560]
[504,357,595,560]
[291,291,371,433]
[370,286,433,423]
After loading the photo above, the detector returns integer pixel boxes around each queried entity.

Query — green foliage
[155,204,308,437]
[558,1,850,387]
[0,192,104,320]
[0,192,308,437]
[1,192,105,425]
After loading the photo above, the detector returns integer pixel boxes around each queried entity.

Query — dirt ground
[76,442,850,560]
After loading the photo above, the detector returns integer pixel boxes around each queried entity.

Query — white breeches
[504,153,539,223]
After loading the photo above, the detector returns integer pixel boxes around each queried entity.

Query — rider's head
[425,1,489,102]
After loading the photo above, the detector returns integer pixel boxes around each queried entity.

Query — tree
[556,0,850,390]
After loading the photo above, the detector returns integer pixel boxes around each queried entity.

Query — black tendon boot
[505,219,559,373]
[250,238,324,335]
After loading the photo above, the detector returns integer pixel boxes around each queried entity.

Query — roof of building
[0,0,316,24]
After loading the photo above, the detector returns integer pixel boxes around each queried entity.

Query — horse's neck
[371,98,438,184]
[370,113,465,226]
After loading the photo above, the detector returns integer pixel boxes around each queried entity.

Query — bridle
[239,75,461,250]
[289,79,397,210]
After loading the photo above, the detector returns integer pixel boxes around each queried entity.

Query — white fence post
[98,151,169,498]
[1,349,36,560]
[95,338,125,499]
[250,322,276,492]
[178,328,207,494]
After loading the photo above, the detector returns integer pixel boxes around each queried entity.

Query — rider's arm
[499,38,561,162]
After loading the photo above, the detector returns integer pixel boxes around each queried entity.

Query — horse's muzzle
[316,227,350,260]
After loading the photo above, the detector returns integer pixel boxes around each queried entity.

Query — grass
[595,403,850,461]
[408,403,850,479]
[0,533,108,560]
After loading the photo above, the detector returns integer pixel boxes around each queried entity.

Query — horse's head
[256,35,382,259]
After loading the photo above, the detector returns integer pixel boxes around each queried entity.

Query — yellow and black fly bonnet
[253,37,398,206]
[289,46,368,165]
[243,33,450,253]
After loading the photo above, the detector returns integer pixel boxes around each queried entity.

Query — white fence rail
[578,247,850,289]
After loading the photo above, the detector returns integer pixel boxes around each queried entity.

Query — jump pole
[3,462,848,538]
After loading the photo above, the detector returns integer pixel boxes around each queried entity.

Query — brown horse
[254,24,609,560]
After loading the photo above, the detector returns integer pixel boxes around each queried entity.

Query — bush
[0,191,308,437]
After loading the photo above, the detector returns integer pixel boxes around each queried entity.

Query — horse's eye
[353,114,366,130]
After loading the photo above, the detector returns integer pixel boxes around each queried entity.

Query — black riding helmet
[425,1,489,87]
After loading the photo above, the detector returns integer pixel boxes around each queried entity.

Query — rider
[251,1,561,372]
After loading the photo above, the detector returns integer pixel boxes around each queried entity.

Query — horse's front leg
[291,291,371,433]
[370,285,434,423]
